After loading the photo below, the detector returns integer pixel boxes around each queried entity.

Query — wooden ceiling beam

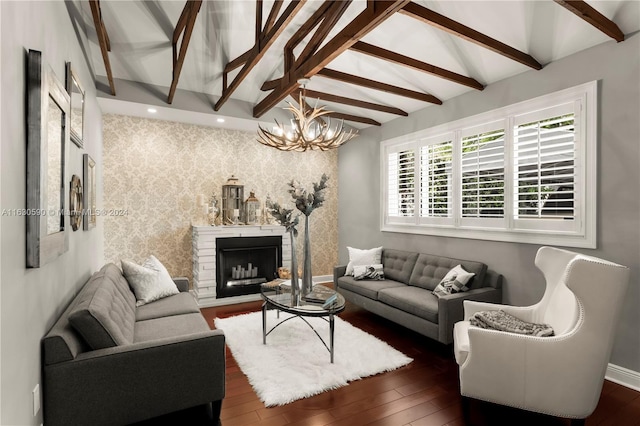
[261,78,280,91]
[215,0,306,111]
[168,0,202,104]
[253,0,411,118]
[554,0,624,42]
[325,112,381,126]
[296,88,408,116]
[290,93,379,125]
[224,47,255,74]
[263,0,283,34]
[255,0,263,45]
[89,0,116,95]
[350,41,484,91]
[284,1,334,72]
[399,2,542,70]
[294,1,351,69]
[317,68,442,104]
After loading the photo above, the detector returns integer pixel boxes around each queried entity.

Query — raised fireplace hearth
[192,225,291,307]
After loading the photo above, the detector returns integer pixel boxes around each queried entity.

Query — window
[381,81,596,248]
[420,137,453,223]
[387,144,415,221]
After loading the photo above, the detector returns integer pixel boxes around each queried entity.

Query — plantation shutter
[420,140,453,219]
[513,103,577,231]
[387,145,416,219]
[460,126,506,221]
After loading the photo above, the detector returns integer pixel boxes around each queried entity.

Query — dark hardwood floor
[140,298,640,425]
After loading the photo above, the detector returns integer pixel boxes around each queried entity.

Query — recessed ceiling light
[147,108,157,113]
[217,118,225,123]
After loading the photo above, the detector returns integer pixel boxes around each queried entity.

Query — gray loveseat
[334,248,502,344]
[42,263,225,426]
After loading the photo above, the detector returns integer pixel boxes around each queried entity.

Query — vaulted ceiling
[80,0,640,128]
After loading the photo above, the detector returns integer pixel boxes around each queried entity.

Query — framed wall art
[70,174,83,231]
[26,49,70,268]
[83,153,96,230]
[65,62,85,148]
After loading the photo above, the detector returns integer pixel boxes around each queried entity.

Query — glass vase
[301,215,313,296]
[289,230,301,306]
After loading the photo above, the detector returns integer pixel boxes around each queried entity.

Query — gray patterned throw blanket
[469,310,554,337]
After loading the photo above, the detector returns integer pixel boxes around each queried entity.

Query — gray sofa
[42,263,225,426]
[334,248,502,344]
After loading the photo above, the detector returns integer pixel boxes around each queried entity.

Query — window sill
[381,223,596,249]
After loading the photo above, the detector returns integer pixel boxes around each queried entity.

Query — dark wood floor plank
[328,389,404,419]
[409,403,462,426]
[152,300,640,426]
[366,400,441,426]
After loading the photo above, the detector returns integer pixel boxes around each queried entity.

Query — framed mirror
[65,63,84,148]
[26,49,70,268]
[83,154,96,230]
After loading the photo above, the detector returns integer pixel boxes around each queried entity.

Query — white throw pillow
[121,255,179,306]
[432,264,475,298]
[346,246,383,276]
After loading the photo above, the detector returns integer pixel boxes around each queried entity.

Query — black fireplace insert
[216,236,282,298]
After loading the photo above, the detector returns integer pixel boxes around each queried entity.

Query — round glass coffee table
[260,283,345,363]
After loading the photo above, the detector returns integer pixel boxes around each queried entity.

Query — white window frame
[380,81,597,249]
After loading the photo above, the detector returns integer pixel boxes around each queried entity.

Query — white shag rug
[214,310,412,407]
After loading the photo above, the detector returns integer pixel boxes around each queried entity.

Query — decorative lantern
[245,191,260,225]
[222,175,244,224]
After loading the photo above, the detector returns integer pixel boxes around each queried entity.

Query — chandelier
[257,79,358,152]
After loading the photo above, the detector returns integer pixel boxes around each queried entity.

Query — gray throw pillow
[353,264,385,280]
[432,264,475,298]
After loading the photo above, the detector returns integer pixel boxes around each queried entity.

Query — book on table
[321,294,338,309]
[303,289,336,304]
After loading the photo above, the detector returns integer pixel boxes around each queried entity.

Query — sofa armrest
[333,265,347,289]
[438,287,502,344]
[44,330,225,426]
[172,276,190,292]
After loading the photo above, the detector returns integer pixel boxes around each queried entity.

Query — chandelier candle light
[257,79,358,152]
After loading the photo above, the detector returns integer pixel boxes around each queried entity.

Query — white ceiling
[83,0,640,128]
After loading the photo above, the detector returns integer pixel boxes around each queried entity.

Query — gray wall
[1,1,104,425]
[339,33,640,373]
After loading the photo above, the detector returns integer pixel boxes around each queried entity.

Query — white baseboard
[606,363,640,392]
[313,275,334,284]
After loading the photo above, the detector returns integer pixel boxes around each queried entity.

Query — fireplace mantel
[192,225,291,307]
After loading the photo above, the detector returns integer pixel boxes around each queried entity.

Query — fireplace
[216,236,282,298]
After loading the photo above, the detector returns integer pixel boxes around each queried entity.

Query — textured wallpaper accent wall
[102,114,338,282]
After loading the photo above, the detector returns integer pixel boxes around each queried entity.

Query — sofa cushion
[409,254,487,291]
[134,313,209,343]
[68,264,136,349]
[382,249,419,284]
[135,292,200,322]
[378,286,439,323]
[338,276,405,300]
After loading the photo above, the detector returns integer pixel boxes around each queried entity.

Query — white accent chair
[453,246,630,425]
